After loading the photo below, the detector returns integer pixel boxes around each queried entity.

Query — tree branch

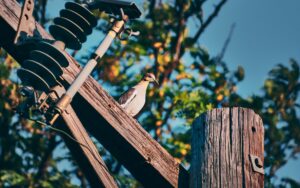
[191,0,228,44]
[76,169,88,188]
[216,23,235,62]
[35,135,59,180]
[162,0,186,84]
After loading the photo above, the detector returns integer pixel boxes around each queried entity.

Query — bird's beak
[154,79,159,86]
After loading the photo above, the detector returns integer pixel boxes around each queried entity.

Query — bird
[118,73,159,117]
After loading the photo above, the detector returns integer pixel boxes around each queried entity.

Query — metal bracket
[16,84,69,122]
[87,0,142,19]
[14,0,37,44]
[108,8,140,41]
[249,154,264,175]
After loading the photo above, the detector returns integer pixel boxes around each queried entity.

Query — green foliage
[0,170,26,187]
[260,60,300,187]
[114,174,142,188]
[0,0,299,187]
[93,0,300,186]
[0,53,78,187]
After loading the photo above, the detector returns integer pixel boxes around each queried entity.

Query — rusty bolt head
[255,158,263,168]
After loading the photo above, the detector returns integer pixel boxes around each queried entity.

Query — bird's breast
[124,94,146,117]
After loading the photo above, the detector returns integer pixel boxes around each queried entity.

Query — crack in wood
[191,107,264,188]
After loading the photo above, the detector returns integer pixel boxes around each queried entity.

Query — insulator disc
[36,41,69,67]
[49,24,81,50]
[65,2,97,28]
[17,68,50,92]
[60,9,92,36]
[16,40,38,59]
[30,50,63,77]
[54,17,86,43]
[22,60,58,87]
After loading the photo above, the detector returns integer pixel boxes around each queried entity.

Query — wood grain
[190,108,264,188]
[0,0,189,187]
[59,106,118,188]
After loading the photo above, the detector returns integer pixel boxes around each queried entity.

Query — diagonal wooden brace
[0,0,189,187]
[58,105,118,188]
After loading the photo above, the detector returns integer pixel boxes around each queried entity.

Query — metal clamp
[48,6,141,125]
[119,28,140,40]
[16,0,142,126]
[14,0,36,44]
[249,154,264,175]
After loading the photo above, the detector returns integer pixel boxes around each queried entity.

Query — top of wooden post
[190,107,264,188]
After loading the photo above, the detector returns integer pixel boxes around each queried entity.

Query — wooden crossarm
[0,0,189,187]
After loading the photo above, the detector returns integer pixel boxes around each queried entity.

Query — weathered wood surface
[190,108,264,188]
[58,106,118,188]
[0,0,189,187]
[0,1,118,187]
[0,1,117,187]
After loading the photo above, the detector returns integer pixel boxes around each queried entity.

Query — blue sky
[47,0,300,183]
[200,0,300,97]
[198,0,300,182]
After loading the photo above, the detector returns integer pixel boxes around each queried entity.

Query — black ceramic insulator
[17,2,97,91]
[17,41,69,92]
[22,59,57,87]
[49,2,97,50]
[17,68,50,92]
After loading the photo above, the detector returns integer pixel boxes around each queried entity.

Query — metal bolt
[249,154,264,174]
[255,158,263,168]
[109,18,115,23]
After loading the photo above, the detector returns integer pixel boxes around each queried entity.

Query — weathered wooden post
[190,107,264,188]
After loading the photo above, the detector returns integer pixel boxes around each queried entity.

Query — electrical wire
[27,118,110,172]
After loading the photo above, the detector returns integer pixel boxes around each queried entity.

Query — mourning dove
[118,73,159,117]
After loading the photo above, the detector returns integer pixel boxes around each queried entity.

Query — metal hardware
[87,0,142,19]
[16,83,68,121]
[249,154,264,175]
[14,0,36,44]
[16,86,38,118]
[48,5,141,125]
[15,0,142,126]
[119,28,140,40]
[48,94,72,125]
[16,1,98,124]
[16,1,98,92]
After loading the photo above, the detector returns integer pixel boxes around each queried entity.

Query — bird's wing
[118,88,137,108]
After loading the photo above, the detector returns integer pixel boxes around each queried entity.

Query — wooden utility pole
[0,0,189,187]
[190,108,264,188]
